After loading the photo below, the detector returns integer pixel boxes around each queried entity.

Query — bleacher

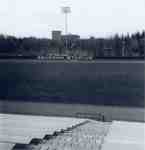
[39,121,110,150]
[0,113,86,150]
[0,113,144,150]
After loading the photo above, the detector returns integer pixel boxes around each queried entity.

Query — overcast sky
[0,0,145,38]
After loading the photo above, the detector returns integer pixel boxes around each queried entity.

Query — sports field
[0,60,144,107]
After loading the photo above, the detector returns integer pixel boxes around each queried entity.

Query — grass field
[0,60,144,107]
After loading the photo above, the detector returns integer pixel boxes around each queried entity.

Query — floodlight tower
[61,6,71,35]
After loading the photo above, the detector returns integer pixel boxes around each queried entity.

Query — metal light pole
[61,6,71,50]
[61,6,71,35]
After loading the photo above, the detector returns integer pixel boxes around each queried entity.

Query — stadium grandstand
[0,113,144,150]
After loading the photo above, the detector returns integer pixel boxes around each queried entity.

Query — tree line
[0,31,144,58]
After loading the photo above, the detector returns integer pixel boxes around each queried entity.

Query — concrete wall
[0,101,144,122]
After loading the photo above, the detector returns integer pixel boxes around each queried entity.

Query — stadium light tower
[61,6,71,35]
